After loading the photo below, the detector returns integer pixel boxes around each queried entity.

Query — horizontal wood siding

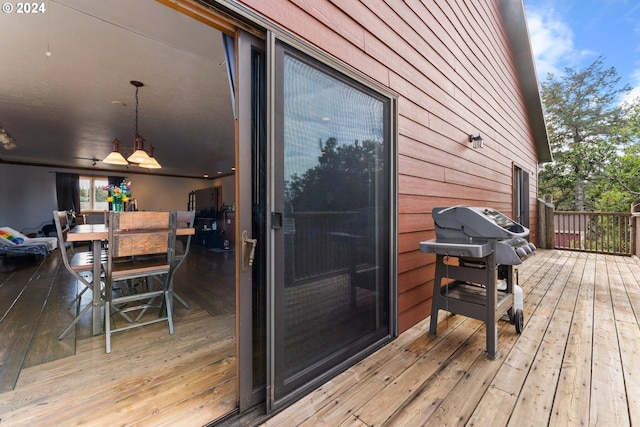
[239,0,541,332]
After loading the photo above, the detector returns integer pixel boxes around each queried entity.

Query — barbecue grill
[419,206,536,359]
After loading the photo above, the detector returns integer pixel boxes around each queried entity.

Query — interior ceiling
[0,0,235,178]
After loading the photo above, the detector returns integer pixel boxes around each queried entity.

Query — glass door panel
[271,41,392,405]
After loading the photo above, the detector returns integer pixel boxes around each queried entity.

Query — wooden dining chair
[53,210,106,339]
[104,211,177,353]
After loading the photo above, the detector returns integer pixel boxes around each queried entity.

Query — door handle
[271,212,283,229]
[241,230,257,271]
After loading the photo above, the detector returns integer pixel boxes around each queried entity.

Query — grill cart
[419,206,536,359]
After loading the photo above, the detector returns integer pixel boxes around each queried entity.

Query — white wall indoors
[0,163,235,235]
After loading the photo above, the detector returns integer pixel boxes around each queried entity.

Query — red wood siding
[239,0,541,333]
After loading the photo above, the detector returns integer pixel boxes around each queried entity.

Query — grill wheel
[514,309,524,334]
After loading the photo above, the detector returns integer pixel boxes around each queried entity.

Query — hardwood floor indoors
[0,243,237,426]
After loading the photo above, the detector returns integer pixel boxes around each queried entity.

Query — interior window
[79,176,109,211]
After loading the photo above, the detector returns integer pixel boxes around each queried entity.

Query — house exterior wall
[237,0,541,332]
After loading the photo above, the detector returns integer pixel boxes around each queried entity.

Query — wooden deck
[261,249,640,427]
[2,248,639,426]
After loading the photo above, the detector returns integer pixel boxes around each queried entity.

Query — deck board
[590,255,628,426]
[614,257,640,426]
[548,253,592,427]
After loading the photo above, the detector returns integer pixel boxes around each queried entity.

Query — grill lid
[432,206,529,241]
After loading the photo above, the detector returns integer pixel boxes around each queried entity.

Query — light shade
[127,149,150,163]
[102,139,129,165]
[127,134,150,163]
[139,156,161,169]
[139,144,161,169]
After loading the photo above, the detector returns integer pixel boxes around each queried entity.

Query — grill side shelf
[419,239,492,258]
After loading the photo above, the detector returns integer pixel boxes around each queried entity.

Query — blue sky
[523,0,640,103]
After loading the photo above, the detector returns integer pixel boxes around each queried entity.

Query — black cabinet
[195,227,226,249]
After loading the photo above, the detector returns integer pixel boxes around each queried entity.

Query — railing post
[536,198,545,248]
[536,199,543,248]
[537,198,555,249]
[632,213,638,257]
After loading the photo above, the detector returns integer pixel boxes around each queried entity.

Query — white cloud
[524,1,637,105]
[525,7,585,79]
[622,69,640,104]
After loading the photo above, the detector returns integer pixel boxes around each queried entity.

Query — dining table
[67,223,195,335]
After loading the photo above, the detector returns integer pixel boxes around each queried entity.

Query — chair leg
[65,285,89,311]
[173,292,192,310]
[165,290,174,335]
[113,308,135,323]
[109,280,135,323]
[64,272,94,310]
[58,302,93,339]
[169,275,191,310]
[105,300,111,354]
[133,294,161,322]
[105,274,175,353]
[59,276,96,339]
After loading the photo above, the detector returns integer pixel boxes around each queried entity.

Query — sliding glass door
[269,40,394,408]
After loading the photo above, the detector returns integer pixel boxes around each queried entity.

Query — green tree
[592,144,640,212]
[587,97,640,211]
[539,57,631,211]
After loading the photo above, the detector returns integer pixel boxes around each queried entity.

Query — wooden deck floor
[3,248,639,426]
[261,249,640,427]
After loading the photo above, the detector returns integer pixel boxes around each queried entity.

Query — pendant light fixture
[102,80,161,168]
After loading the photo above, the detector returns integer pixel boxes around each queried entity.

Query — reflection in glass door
[271,41,393,406]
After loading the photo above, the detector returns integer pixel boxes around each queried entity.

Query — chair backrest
[52,210,84,275]
[83,212,106,225]
[174,210,195,262]
[108,211,176,260]
[176,210,195,229]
